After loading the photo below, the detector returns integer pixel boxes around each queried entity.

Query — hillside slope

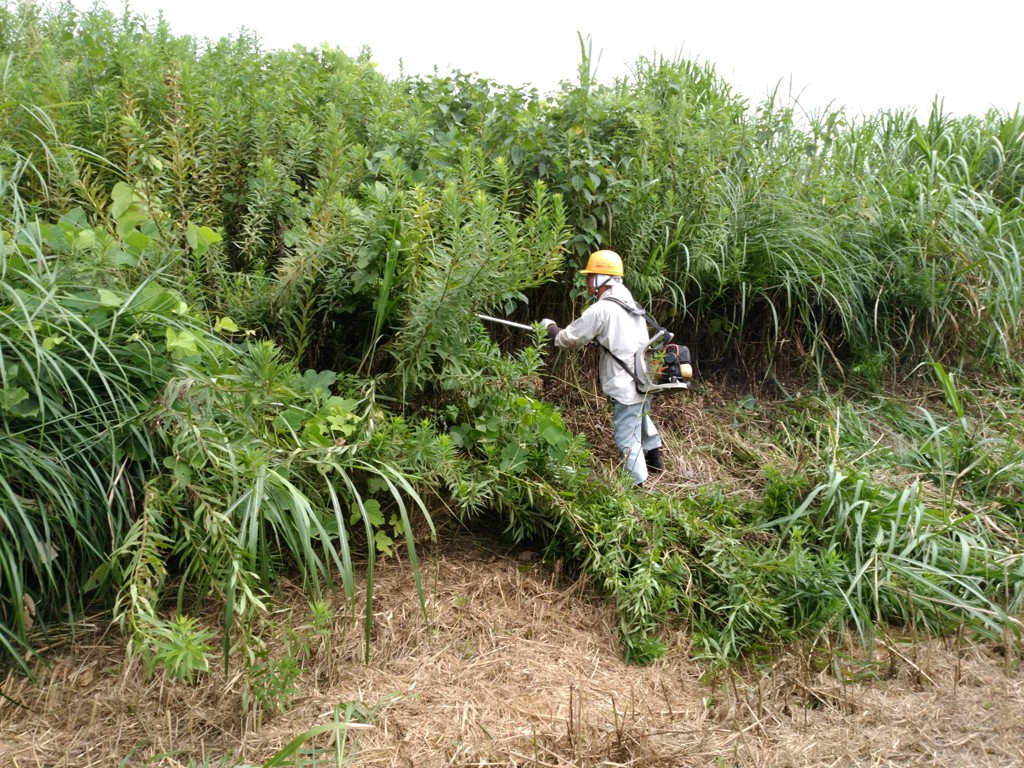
[1,532,1022,767]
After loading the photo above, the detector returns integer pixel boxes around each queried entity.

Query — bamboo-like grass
[0,171,169,671]
[2,0,1023,687]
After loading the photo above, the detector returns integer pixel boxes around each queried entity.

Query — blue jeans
[611,398,662,485]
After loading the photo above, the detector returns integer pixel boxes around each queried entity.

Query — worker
[541,249,664,486]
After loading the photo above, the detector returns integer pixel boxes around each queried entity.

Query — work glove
[540,318,561,341]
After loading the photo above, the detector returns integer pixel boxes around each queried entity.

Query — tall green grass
[6,4,1023,381]
[0,167,180,670]
[1,2,1022,682]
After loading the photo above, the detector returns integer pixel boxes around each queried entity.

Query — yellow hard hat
[580,249,624,276]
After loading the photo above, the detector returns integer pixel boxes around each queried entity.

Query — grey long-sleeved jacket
[553,282,649,406]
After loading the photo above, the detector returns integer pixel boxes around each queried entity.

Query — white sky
[70,0,1022,119]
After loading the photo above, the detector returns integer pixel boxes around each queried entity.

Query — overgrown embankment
[3,538,1023,768]
[1,1,1022,727]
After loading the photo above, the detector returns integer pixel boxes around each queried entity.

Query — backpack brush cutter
[476,314,693,394]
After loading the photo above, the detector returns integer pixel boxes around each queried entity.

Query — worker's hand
[540,318,561,341]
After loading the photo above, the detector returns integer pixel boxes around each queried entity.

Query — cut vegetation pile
[1,536,1022,766]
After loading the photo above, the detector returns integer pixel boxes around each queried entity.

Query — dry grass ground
[2,534,1022,767]
[3,377,1021,767]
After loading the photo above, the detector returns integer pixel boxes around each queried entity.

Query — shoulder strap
[600,295,671,338]
[594,295,668,393]
[600,295,644,315]
[599,344,645,389]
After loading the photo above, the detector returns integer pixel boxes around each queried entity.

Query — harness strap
[594,295,672,391]
[601,344,646,389]
[600,296,672,339]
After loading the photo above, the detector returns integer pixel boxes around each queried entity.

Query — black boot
[645,447,664,473]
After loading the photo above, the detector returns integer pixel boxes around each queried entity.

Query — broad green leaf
[110,182,139,220]
[72,229,98,250]
[541,424,566,446]
[300,369,337,395]
[374,529,395,556]
[123,230,151,252]
[0,386,29,412]
[163,456,193,485]
[166,328,200,358]
[110,248,139,266]
[97,289,123,307]
[213,316,239,333]
[186,222,222,257]
[350,498,384,527]
[83,563,110,593]
[58,207,90,230]
[323,397,361,437]
[125,283,181,315]
[274,405,308,433]
[42,223,71,252]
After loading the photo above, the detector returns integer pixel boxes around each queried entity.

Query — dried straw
[2,535,1021,767]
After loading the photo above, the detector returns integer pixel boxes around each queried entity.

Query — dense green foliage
[1,0,1022,704]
